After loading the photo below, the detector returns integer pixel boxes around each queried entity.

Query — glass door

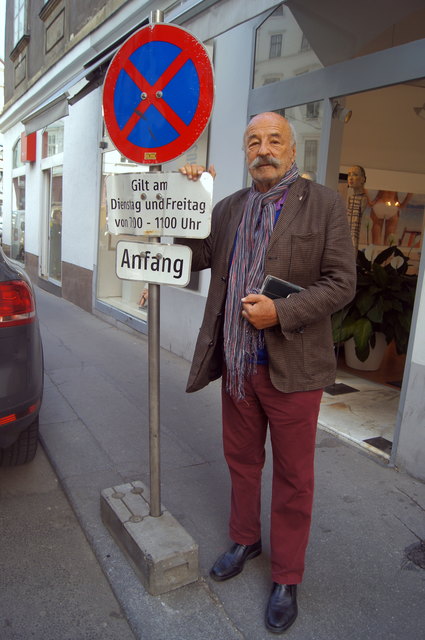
[44,165,63,282]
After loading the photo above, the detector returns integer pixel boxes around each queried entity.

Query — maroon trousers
[221,365,323,585]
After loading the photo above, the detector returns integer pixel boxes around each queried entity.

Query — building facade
[1,0,425,480]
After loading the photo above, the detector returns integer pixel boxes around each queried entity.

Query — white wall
[397,361,425,481]
[62,88,103,271]
[24,135,43,256]
[2,126,17,247]
[161,19,254,358]
[396,252,425,480]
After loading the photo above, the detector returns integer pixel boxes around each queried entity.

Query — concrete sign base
[101,480,198,596]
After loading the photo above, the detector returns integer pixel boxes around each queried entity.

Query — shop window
[45,166,63,282]
[254,3,425,76]
[0,145,3,198]
[11,138,26,262]
[42,120,64,158]
[97,146,151,322]
[40,121,63,282]
[253,4,322,89]
[13,137,25,169]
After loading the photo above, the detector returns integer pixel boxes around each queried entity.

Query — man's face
[347,166,365,191]
[245,113,296,193]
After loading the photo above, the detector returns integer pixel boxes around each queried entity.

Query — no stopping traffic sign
[103,23,214,165]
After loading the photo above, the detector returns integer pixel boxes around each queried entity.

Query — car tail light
[0,280,36,327]
[0,402,40,426]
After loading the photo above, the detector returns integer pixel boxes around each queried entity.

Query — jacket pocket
[289,233,322,283]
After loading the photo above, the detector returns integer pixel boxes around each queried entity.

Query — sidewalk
[36,286,425,640]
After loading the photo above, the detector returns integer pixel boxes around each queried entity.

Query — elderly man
[179,112,356,633]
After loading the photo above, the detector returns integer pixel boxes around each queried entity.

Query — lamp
[413,103,425,120]
[332,101,352,123]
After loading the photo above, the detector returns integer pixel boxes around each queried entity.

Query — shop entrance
[319,80,425,460]
[40,121,64,284]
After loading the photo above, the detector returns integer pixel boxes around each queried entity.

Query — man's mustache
[249,155,281,169]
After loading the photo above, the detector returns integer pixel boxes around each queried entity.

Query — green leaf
[352,318,373,356]
[372,263,388,288]
[367,297,384,324]
[355,290,375,316]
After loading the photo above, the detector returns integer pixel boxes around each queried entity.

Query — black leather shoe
[265,582,298,633]
[209,540,262,581]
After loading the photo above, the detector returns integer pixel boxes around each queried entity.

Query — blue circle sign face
[103,24,214,165]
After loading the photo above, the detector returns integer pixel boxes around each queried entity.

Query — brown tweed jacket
[182,176,356,393]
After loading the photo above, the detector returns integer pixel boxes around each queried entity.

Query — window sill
[10,35,30,62]
[39,0,63,21]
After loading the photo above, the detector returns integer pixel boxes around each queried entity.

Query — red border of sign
[103,23,214,165]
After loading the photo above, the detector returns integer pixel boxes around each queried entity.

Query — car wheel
[0,416,39,467]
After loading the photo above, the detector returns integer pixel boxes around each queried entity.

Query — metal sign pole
[147,10,165,519]
[148,256,161,517]
[100,7,214,596]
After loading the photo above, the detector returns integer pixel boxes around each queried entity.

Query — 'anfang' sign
[116,241,192,286]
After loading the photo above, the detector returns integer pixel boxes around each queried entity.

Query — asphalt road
[0,444,136,640]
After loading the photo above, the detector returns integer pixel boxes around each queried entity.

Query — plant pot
[344,332,387,371]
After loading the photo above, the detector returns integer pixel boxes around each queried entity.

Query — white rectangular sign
[116,241,192,286]
[106,171,213,239]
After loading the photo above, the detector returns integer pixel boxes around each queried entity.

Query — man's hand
[179,164,216,181]
[241,294,279,330]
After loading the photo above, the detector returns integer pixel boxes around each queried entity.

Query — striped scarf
[223,164,299,399]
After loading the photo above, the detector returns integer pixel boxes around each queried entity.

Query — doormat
[324,382,359,396]
[363,436,392,455]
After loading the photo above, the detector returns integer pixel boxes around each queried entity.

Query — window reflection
[253,4,322,89]
[273,103,323,181]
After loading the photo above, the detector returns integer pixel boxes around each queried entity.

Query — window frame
[13,0,27,47]
[269,33,283,59]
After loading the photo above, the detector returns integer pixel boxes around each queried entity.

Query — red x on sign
[103,23,214,165]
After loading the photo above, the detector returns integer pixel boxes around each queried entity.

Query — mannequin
[369,191,412,245]
[346,165,368,249]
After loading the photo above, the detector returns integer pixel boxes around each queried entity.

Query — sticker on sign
[116,241,192,286]
[106,171,213,239]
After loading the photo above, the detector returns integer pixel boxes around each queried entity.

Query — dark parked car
[0,246,43,465]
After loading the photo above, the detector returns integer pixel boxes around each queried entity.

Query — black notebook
[260,275,304,299]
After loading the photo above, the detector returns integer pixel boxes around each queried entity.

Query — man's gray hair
[243,113,297,149]
[288,120,297,147]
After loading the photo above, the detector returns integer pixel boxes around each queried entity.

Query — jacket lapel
[268,178,308,252]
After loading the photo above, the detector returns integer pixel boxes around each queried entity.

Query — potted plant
[332,245,417,366]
